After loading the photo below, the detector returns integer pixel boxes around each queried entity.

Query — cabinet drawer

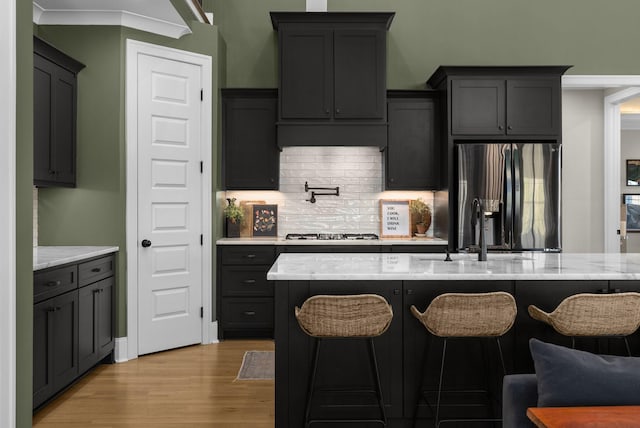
[79,255,114,287]
[221,298,274,330]
[221,266,272,297]
[34,265,77,304]
[221,246,275,265]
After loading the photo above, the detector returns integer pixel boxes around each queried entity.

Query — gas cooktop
[285,233,379,241]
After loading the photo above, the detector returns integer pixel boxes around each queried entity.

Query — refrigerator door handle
[513,145,522,248]
[505,145,513,247]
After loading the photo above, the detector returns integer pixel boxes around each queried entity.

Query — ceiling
[33,0,207,39]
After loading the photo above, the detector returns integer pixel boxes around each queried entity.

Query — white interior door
[137,53,203,355]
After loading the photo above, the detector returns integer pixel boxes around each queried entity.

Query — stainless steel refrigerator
[457,142,561,252]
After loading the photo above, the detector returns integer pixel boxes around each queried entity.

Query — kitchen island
[267,252,640,427]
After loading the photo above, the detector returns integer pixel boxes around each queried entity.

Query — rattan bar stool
[410,291,517,427]
[295,294,394,427]
[528,292,640,355]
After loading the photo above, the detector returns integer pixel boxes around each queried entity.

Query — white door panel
[137,53,202,355]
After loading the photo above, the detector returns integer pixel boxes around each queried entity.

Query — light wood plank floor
[33,340,275,428]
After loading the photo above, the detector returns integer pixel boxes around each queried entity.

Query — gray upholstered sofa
[502,374,538,428]
[502,339,640,428]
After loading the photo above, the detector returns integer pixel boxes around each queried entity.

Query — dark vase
[226,219,240,238]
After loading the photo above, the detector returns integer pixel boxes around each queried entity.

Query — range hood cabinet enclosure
[271,12,394,148]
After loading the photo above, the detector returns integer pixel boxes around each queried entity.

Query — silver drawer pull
[243,279,257,285]
[91,267,101,273]
[245,254,256,259]
[243,311,256,316]
[46,280,62,287]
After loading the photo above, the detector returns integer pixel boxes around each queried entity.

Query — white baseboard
[115,323,218,361]
[114,337,130,363]
[209,321,219,343]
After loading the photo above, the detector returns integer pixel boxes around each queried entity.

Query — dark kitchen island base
[274,277,640,427]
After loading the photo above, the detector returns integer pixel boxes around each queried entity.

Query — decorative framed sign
[379,199,411,238]
[252,204,278,237]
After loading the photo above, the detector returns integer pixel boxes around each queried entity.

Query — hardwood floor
[33,340,275,427]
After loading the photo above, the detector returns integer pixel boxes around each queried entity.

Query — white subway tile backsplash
[225,146,435,237]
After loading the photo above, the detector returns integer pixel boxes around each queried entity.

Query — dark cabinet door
[513,280,609,373]
[51,291,79,392]
[79,277,114,374]
[279,28,386,121]
[33,55,54,185]
[96,277,115,359]
[33,299,54,409]
[386,97,438,189]
[451,79,505,136]
[33,52,79,187]
[222,90,279,190]
[506,78,560,136]
[333,29,385,120]
[404,281,514,421]
[33,290,79,408]
[279,29,332,119]
[451,77,561,137]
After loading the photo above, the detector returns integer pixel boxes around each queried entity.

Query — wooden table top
[527,406,640,428]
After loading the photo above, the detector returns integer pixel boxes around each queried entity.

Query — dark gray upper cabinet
[221,89,279,190]
[428,66,571,139]
[271,12,394,148]
[386,91,439,190]
[33,36,85,188]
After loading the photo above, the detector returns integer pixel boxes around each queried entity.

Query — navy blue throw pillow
[530,338,640,407]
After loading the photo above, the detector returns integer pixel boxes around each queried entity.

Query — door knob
[141,239,152,248]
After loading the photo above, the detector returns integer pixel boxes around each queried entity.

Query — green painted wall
[36,25,126,335]
[16,0,34,426]
[209,0,640,88]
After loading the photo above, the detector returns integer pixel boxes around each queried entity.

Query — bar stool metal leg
[431,338,506,427]
[624,337,632,356]
[434,338,448,427]
[367,338,387,426]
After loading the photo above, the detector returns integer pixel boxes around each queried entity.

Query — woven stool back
[411,291,517,337]
[295,294,393,338]
[528,292,640,337]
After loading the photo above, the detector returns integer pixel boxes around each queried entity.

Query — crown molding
[32,1,194,39]
[563,75,640,89]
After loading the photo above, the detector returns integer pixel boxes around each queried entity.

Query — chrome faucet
[472,198,487,261]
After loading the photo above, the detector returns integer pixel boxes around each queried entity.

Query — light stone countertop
[266,252,640,281]
[216,237,448,246]
[34,246,119,271]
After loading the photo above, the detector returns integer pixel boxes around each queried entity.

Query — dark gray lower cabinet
[217,246,277,339]
[33,254,115,410]
[78,277,114,373]
[33,290,79,409]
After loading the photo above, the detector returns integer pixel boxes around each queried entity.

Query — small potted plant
[409,198,432,236]
[224,198,244,238]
